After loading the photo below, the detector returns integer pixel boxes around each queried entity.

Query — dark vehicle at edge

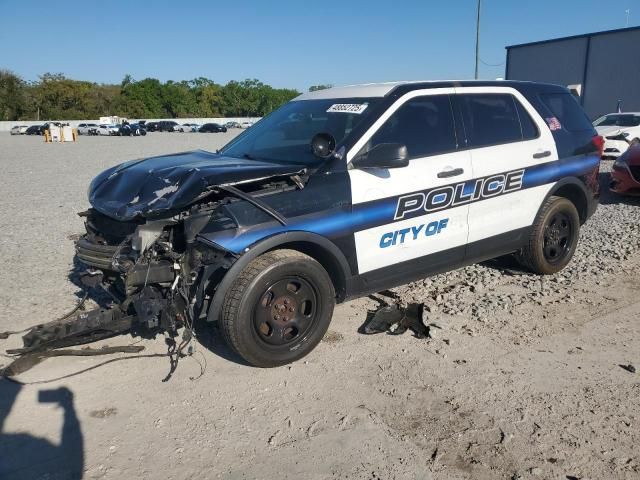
[199,122,227,133]
[25,125,45,135]
[118,122,147,136]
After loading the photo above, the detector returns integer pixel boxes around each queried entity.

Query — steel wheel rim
[253,276,318,346]
[543,212,573,264]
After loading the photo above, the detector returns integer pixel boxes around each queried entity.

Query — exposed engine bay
[3,156,309,363]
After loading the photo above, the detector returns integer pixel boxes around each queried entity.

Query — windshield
[221,97,381,165]
[594,114,640,127]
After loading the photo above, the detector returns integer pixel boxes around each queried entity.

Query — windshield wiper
[242,153,257,160]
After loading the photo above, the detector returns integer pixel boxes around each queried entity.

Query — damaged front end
[7,150,308,357]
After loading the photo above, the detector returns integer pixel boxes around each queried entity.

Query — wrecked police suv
[62,81,601,367]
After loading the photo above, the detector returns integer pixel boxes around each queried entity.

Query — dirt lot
[0,132,639,480]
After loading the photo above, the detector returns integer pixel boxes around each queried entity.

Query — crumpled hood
[89,149,305,221]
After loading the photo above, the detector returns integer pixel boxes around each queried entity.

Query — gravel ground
[1,133,639,480]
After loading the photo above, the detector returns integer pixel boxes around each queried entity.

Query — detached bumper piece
[8,308,136,355]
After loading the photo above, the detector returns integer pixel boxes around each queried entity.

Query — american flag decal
[546,117,562,131]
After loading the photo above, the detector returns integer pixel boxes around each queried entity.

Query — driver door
[347,90,472,276]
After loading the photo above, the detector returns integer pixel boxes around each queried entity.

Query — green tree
[309,84,333,92]
[0,70,27,121]
[1,71,301,120]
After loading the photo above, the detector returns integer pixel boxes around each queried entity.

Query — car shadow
[193,318,251,367]
[479,254,534,276]
[0,380,84,480]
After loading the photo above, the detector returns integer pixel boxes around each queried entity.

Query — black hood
[89,150,306,221]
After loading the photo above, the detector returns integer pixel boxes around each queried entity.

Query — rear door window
[539,92,593,132]
[459,94,529,148]
[365,95,458,159]
[514,99,539,140]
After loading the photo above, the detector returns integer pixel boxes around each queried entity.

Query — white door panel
[467,139,555,241]
[350,151,472,273]
[466,184,554,244]
[355,204,467,274]
[456,87,558,243]
[350,150,472,204]
[347,90,471,274]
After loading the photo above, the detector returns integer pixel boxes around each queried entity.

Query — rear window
[540,93,593,132]
[459,94,535,148]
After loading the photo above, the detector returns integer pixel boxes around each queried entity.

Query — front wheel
[518,196,580,275]
[220,249,335,367]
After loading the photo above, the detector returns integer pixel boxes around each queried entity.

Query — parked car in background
[77,123,100,135]
[156,120,179,132]
[241,121,254,129]
[145,121,159,132]
[118,122,147,136]
[199,123,227,133]
[10,125,28,135]
[610,143,640,195]
[175,123,199,132]
[42,122,64,132]
[97,124,120,136]
[593,113,640,159]
[224,121,242,129]
[25,125,45,135]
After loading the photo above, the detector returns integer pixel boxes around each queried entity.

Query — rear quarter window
[539,92,593,132]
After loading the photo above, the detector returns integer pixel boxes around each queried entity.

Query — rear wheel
[518,196,580,275]
[220,249,335,367]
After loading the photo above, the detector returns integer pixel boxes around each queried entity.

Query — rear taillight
[592,135,605,157]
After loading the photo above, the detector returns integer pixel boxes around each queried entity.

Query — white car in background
[593,113,640,159]
[174,123,199,132]
[10,125,29,135]
[77,123,100,135]
[241,121,254,129]
[96,124,120,136]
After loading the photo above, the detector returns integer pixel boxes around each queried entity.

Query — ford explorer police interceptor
[75,81,601,367]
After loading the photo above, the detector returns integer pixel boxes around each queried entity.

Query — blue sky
[0,0,637,91]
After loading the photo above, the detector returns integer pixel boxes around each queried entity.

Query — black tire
[518,196,580,275]
[220,249,335,367]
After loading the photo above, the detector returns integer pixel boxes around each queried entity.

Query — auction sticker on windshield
[327,103,368,114]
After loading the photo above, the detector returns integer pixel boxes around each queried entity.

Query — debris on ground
[619,364,636,374]
[362,302,430,338]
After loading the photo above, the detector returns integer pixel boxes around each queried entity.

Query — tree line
[0,70,304,121]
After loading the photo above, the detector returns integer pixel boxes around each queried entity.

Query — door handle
[437,168,464,178]
[533,150,551,159]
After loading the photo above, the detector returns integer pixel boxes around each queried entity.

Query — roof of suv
[294,80,567,101]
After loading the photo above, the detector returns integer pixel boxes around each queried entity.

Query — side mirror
[311,132,336,158]
[352,143,409,169]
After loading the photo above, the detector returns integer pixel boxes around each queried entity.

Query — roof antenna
[474,0,482,79]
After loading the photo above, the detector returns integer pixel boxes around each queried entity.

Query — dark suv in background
[199,122,227,133]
